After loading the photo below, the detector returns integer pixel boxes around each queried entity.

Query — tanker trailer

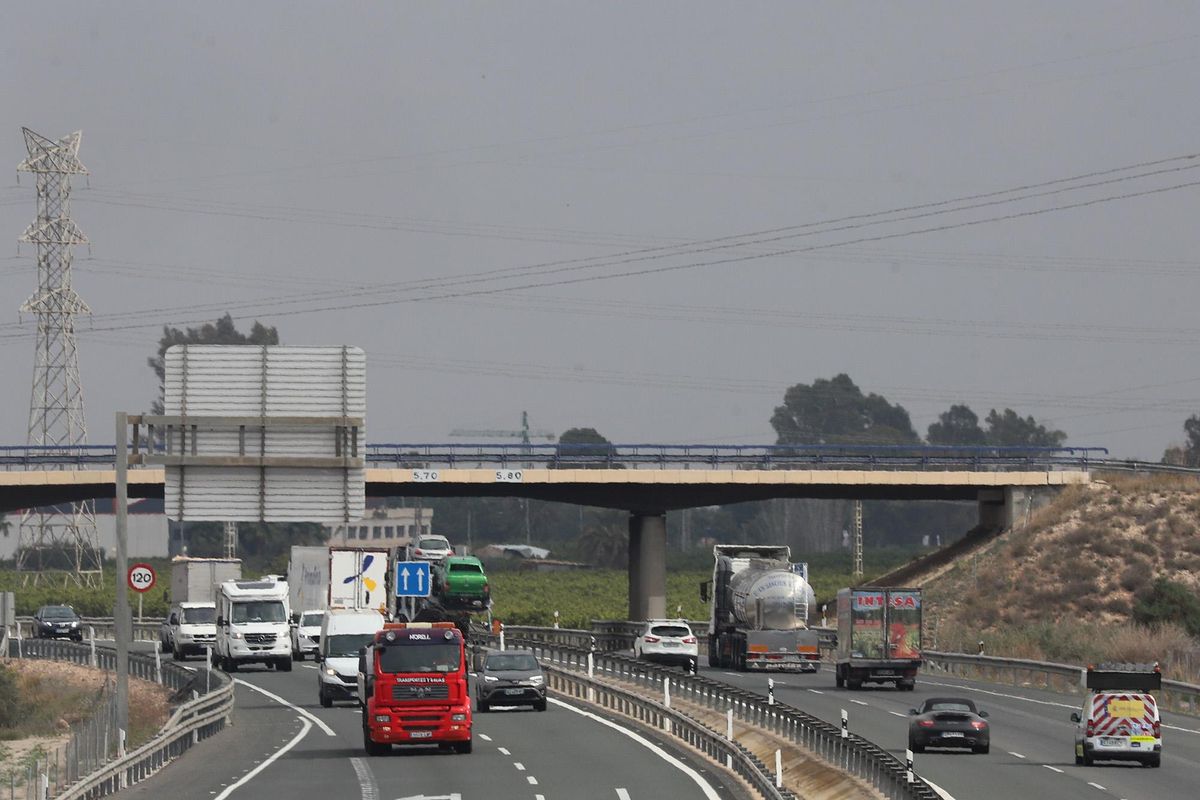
[700,544,821,672]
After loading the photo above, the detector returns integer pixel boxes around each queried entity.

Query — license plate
[940,732,964,738]
[1099,737,1123,746]
[876,670,894,676]
[505,688,524,695]
[663,642,679,647]
[409,731,432,739]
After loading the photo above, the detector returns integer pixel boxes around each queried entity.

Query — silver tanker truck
[700,544,821,672]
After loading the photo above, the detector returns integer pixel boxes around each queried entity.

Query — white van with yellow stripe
[1071,663,1162,767]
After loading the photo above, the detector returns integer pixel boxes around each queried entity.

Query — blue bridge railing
[0,442,1111,471]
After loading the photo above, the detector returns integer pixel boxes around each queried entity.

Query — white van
[214,579,293,672]
[1072,663,1162,767]
[168,602,217,660]
[318,608,385,707]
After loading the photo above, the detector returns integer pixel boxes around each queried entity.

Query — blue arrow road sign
[395,561,431,598]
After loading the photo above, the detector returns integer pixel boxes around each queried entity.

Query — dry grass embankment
[0,660,170,779]
[921,474,1200,680]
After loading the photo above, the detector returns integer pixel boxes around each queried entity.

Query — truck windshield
[449,563,482,573]
[326,633,376,658]
[231,601,286,623]
[300,612,325,627]
[379,644,461,673]
[183,607,215,624]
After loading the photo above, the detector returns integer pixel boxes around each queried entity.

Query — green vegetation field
[489,547,921,627]
[0,558,174,618]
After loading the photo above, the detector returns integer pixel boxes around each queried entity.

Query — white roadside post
[726,707,734,769]
[768,677,775,706]
[205,646,212,694]
[775,750,783,788]
[906,748,915,784]
[841,708,849,739]
[88,626,96,668]
[499,623,506,652]
[154,639,162,684]
[664,676,671,708]
[553,610,560,629]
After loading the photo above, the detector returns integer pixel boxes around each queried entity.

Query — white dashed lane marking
[479,734,492,742]
[849,699,868,706]
[527,777,539,785]
[888,711,907,718]
[498,747,511,756]
[1087,782,1106,791]
[514,762,525,771]
[1009,752,1026,759]
[1043,765,1064,774]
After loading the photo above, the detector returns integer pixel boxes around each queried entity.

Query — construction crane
[449,411,556,446]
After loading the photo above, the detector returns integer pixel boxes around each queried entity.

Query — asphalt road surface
[689,658,1200,800]
[117,648,749,800]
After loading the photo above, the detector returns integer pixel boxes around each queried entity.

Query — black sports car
[908,697,990,754]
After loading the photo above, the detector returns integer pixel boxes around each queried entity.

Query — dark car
[908,697,990,754]
[33,605,83,641]
[476,649,546,713]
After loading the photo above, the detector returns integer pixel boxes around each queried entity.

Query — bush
[1133,578,1200,637]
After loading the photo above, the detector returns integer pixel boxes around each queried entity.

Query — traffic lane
[119,674,309,800]
[698,662,1200,800]
[258,662,734,800]
[468,697,738,800]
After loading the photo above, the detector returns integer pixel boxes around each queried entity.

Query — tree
[771,374,918,445]
[1133,578,1200,637]
[927,404,987,446]
[577,523,628,568]
[1176,415,1200,467]
[148,313,279,412]
[983,408,1067,447]
[555,427,617,468]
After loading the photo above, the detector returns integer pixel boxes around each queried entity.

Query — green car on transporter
[432,556,491,611]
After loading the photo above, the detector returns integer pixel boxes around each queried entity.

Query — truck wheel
[320,688,333,708]
[222,657,238,673]
[293,650,303,662]
[277,658,293,672]
[454,739,473,754]
[899,679,916,691]
[847,677,862,690]
[363,722,387,756]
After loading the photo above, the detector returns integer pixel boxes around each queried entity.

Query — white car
[318,608,385,708]
[412,534,453,563]
[291,609,325,661]
[633,619,698,667]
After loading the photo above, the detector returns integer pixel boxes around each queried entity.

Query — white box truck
[288,546,331,614]
[214,579,293,672]
[164,557,241,660]
[329,548,389,612]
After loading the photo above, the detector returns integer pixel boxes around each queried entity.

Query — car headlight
[527,675,544,686]
[374,714,389,723]
[451,713,467,721]
[70,621,79,628]
[325,667,337,676]
[231,630,243,639]
[483,675,499,682]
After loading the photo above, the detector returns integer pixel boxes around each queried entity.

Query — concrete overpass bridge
[2,442,1101,619]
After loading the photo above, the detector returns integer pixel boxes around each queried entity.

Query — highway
[114,648,748,800]
[691,658,1200,800]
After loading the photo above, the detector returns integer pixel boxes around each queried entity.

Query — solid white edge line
[849,699,868,706]
[234,678,337,736]
[549,698,721,800]
[1009,752,1026,759]
[888,711,907,718]
[923,777,957,800]
[616,789,632,800]
[213,717,312,800]
[1043,765,1064,773]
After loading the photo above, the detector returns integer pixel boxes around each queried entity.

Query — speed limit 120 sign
[128,564,156,593]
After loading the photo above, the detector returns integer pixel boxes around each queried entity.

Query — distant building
[324,506,435,549]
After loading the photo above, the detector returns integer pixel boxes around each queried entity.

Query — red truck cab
[360,622,472,755]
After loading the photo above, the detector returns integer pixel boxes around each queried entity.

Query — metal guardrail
[924,651,1200,716]
[499,633,936,800]
[0,442,1113,471]
[5,635,234,800]
[16,618,163,644]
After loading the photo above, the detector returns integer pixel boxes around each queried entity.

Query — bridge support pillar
[628,512,667,622]
[979,487,1057,531]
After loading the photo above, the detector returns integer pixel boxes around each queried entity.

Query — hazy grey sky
[3,2,1199,459]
